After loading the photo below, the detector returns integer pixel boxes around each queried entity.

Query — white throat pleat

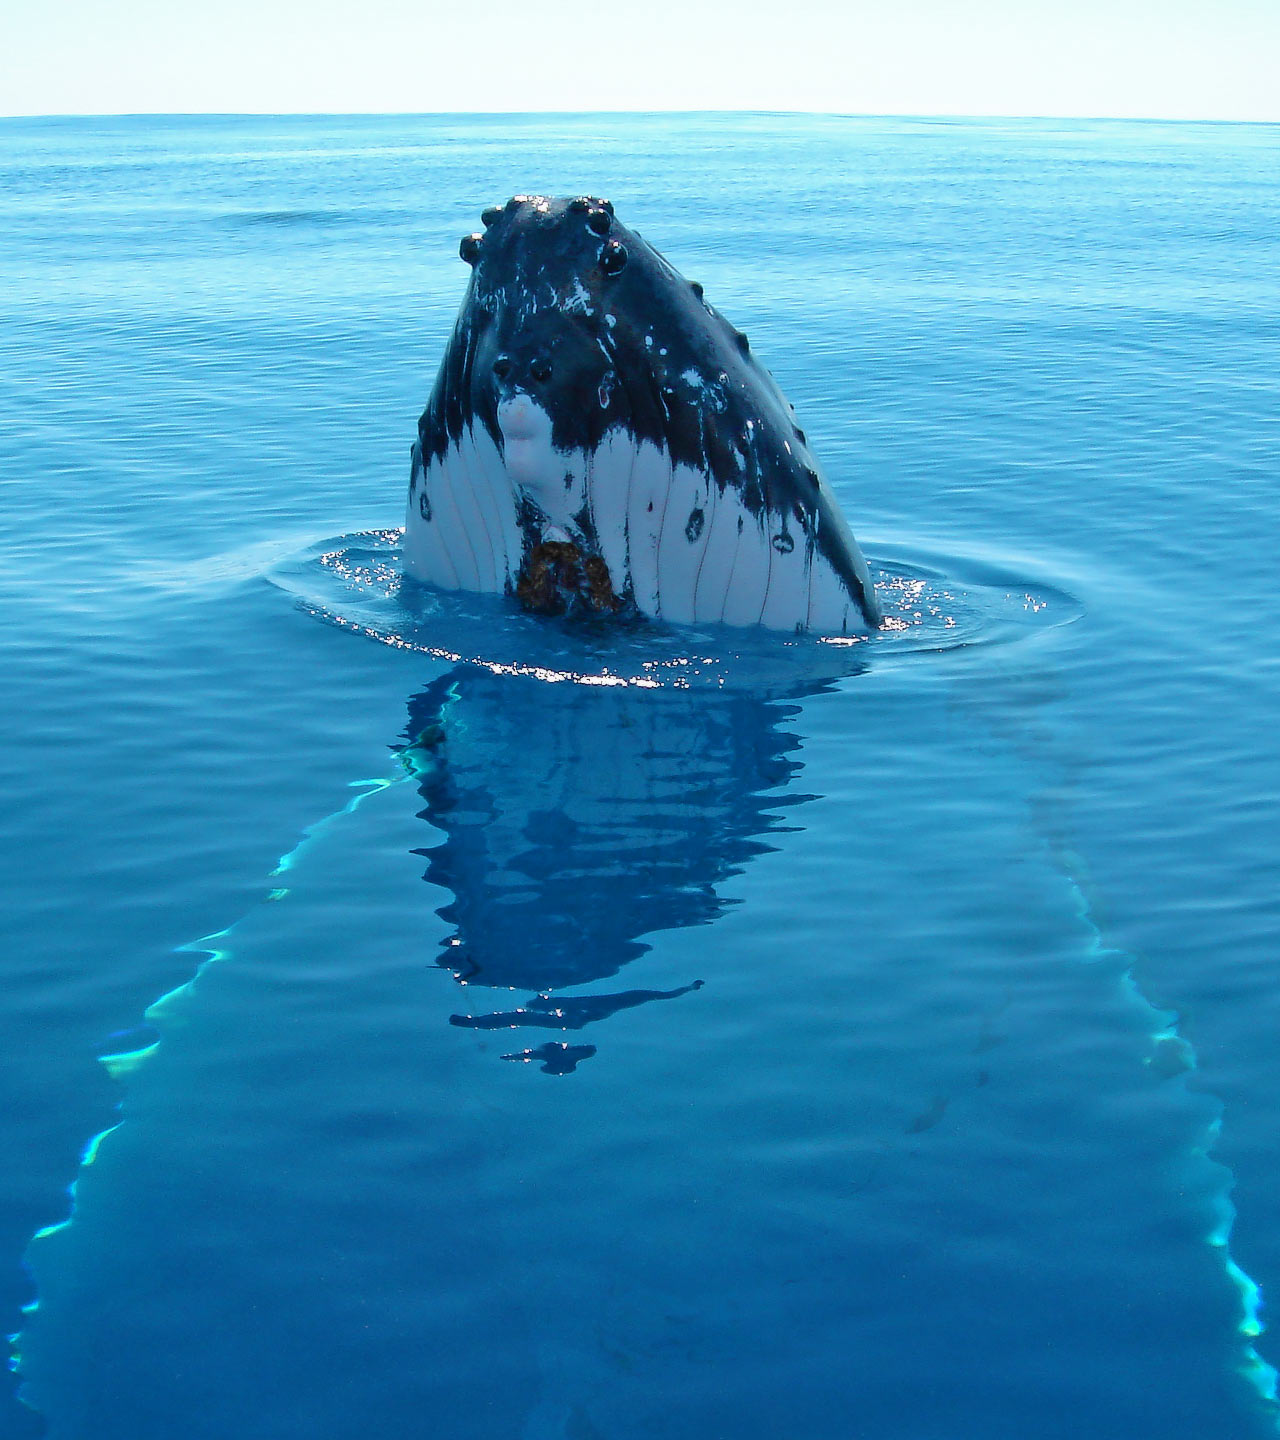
[758,531,811,634]
[693,481,746,626]
[469,423,523,593]
[404,452,461,590]
[806,547,856,637]
[584,430,633,602]
[623,442,673,620]
[719,510,774,628]
[431,444,484,592]
[450,429,500,592]
[653,460,713,626]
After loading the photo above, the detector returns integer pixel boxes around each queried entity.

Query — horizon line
[3,108,1280,128]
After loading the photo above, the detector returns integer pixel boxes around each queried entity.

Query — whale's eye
[530,356,552,384]
[492,356,511,379]
[599,241,628,276]
[586,209,611,236]
[459,233,483,265]
[481,206,503,227]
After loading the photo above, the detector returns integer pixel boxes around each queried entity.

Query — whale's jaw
[406,423,874,636]
[405,194,881,636]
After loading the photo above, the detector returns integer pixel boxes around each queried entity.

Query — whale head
[407,195,881,634]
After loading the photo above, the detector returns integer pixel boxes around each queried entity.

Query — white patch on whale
[561,277,594,315]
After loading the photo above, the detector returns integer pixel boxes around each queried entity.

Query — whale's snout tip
[497,394,552,444]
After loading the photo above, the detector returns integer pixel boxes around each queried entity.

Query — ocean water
[2,111,1279,1439]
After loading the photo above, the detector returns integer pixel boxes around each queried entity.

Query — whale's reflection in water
[19,649,871,1440]
[398,662,838,1071]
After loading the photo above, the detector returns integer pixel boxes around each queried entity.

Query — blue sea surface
[2,112,1279,1438]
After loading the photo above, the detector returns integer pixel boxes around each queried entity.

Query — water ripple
[267,528,1083,691]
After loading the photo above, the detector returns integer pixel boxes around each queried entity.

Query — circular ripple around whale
[267,529,1082,691]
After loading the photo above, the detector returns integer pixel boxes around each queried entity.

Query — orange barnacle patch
[516,541,622,616]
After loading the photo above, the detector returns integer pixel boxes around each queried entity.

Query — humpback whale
[405,195,882,635]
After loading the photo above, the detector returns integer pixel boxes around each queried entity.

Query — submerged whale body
[406,195,882,634]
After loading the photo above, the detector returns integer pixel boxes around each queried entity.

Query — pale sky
[3,0,1278,122]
